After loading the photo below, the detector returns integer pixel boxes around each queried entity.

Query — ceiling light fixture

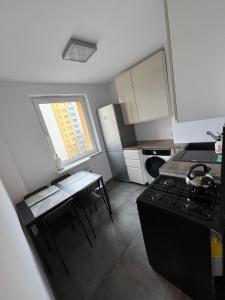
[62,37,97,62]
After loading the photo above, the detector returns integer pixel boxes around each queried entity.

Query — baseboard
[105,177,115,186]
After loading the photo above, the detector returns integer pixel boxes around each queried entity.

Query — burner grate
[141,175,217,220]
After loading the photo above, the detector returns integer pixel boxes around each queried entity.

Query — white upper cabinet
[167,0,225,122]
[115,71,139,124]
[115,50,170,125]
[131,51,169,122]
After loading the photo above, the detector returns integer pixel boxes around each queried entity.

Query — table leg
[27,225,52,274]
[100,178,112,215]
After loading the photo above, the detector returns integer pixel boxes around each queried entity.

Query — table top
[57,171,102,193]
[25,185,60,207]
[16,171,102,226]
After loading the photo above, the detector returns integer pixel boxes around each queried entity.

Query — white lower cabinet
[127,167,146,185]
[125,158,141,168]
[124,149,147,185]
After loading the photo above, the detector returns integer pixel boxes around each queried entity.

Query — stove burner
[150,191,163,202]
[142,175,217,220]
[163,178,175,186]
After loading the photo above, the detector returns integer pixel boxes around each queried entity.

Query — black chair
[74,191,98,239]
[51,174,97,238]
[75,179,113,242]
[42,199,92,274]
[85,180,113,221]
[51,173,112,240]
[51,174,71,185]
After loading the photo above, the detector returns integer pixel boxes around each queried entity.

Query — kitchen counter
[160,153,221,181]
[124,139,221,181]
[124,139,184,150]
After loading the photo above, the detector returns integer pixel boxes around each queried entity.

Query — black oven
[137,125,225,300]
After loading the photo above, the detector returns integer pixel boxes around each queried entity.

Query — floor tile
[92,233,180,300]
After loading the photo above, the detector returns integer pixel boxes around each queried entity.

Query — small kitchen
[96,0,225,298]
[98,59,225,300]
[1,1,225,300]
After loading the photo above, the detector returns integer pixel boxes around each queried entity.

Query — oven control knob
[153,151,157,155]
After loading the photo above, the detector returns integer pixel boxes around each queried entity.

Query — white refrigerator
[98,104,136,182]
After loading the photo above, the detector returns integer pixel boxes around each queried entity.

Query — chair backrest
[24,186,49,200]
[42,198,74,227]
[86,180,101,193]
[51,174,71,185]
[83,167,92,173]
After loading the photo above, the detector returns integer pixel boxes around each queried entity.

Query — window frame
[32,94,100,166]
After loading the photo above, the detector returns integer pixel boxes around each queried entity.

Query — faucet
[206,131,222,141]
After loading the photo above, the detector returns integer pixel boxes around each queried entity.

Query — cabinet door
[167,0,225,122]
[115,71,139,124]
[127,166,146,185]
[123,149,140,160]
[131,51,169,122]
[125,158,142,168]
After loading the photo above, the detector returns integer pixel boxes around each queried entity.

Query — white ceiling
[0,0,166,84]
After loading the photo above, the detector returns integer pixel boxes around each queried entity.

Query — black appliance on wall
[137,125,225,300]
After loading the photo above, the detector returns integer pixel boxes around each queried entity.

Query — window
[33,95,99,165]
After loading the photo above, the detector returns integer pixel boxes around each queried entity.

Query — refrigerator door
[113,104,136,148]
[107,151,129,182]
[98,105,122,151]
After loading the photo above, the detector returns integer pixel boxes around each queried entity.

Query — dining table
[16,171,111,273]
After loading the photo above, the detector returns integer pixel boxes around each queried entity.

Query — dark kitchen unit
[137,128,225,300]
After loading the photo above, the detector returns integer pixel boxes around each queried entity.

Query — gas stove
[141,175,218,220]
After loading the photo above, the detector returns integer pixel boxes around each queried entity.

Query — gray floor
[48,181,192,300]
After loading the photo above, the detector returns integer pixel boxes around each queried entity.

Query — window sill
[56,151,102,174]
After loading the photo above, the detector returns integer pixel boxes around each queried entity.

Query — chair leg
[79,212,94,247]
[100,179,112,215]
[102,196,113,222]
[83,209,96,239]
[98,187,113,222]
[50,234,69,274]
[73,207,93,248]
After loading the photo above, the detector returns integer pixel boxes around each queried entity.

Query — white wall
[0,81,112,203]
[172,117,225,143]
[0,128,27,201]
[0,180,54,300]
[134,117,172,141]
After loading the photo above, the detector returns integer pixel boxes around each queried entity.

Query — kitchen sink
[185,142,215,151]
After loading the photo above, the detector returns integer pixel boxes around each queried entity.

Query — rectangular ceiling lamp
[62,38,97,62]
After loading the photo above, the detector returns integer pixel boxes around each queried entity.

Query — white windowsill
[56,151,102,174]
